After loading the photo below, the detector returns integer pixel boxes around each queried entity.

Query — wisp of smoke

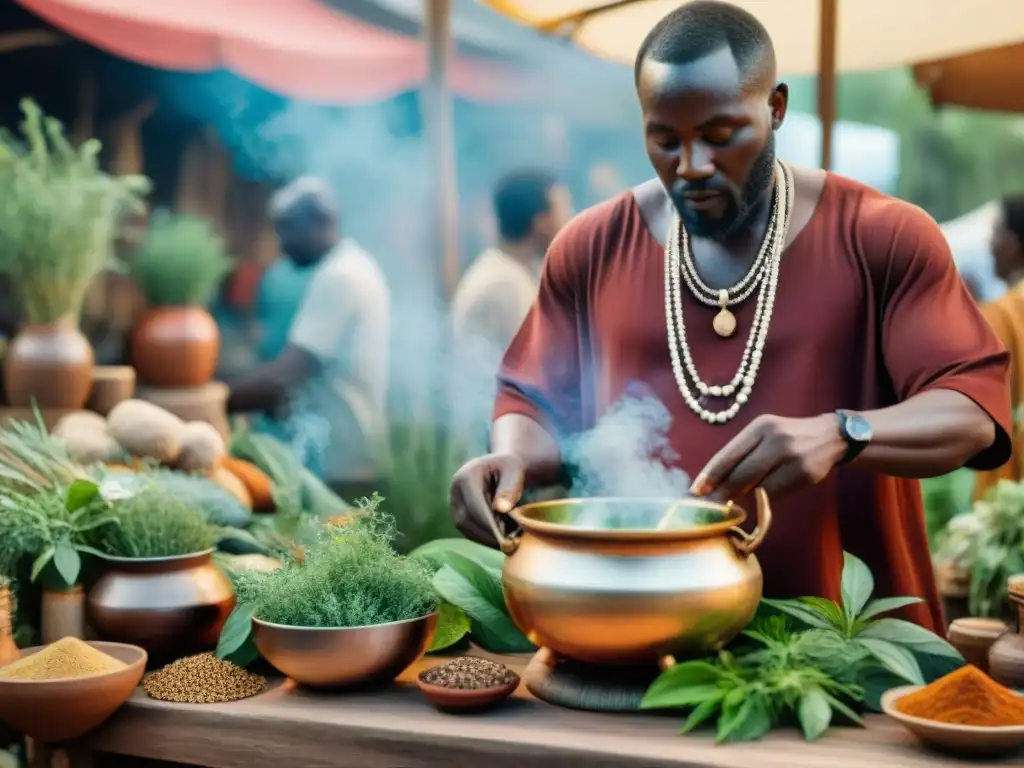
[563,395,691,499]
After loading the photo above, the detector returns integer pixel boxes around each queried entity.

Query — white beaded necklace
[664,161,793,424]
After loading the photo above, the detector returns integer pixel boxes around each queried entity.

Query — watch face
[846,415,873,442]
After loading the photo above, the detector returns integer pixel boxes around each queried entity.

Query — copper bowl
[0,641,146,743]
[251,613,437,689]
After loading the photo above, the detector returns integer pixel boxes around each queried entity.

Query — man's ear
[770,83,789,130]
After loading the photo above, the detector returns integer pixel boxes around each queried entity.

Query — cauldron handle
[728,488,772,557]
[483,508,522,556]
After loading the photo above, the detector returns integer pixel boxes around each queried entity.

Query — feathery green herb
[93,484,218,558]
[130,212,230,307]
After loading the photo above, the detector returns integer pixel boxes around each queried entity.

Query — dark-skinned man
[449,1,1011,633]
[228,177,391,501]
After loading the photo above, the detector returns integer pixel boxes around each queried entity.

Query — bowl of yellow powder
[0,636,147,743]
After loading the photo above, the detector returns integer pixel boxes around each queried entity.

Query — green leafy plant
[0,98,149,323]
[91,482,219,559]
[410,538,532,653]
[643,616,865,743]
[0,479,116,588]
[129,212,230,308]
[217,495,447,667]
[763,553,962,690]
[933,479,1024,617]
[0,407,90,492]
[641,553,964,743]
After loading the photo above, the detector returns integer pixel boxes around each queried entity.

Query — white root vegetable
[106,399,185,463]
[52,412,122,464]
[176,421,226,474]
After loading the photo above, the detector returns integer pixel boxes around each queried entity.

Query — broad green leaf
[797,689,833,741]
[856,596,924,622]
[642,683,721,710]
[643,659,722,705]
[30,545,55,582]
[74,544,110,560]
[856,618,963,661]
[717,696,771,743]
[798,597,847,630]
[760,598,832,629]
[823,693,866,727]
[410,538,505,578]
[53,539,81,587]
[432,565,532,653]
[65,479,100,512]
[856,666,903,712]
[679,698,722,734]
[841,552,874,621]
[439,551,506,609]
[216,602,256,660]
[428,602,472,652]
[856,637,924,684]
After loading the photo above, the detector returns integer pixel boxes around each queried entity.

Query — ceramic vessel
[881,685,1024,756]
[251,613,437,689]
[0,587,19,667]
[131,307,219,388]
[86,550,235,657]
[2,321,94,409]
[0,642,145,743]
[989,574,1024,689]
[492,490,772,665]
[417,670,519,712]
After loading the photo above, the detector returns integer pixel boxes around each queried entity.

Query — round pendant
[713,309,737,338]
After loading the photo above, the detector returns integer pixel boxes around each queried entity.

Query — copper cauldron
[485,490,772,666]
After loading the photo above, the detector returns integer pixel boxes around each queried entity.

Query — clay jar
[132,307,219,388]
[86,549,235,658]
[989,574,1024,689]
[2,320,94,409]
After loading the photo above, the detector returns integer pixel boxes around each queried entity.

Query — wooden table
[50,655,1017,768]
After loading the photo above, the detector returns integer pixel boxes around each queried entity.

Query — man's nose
[677,143,715,181]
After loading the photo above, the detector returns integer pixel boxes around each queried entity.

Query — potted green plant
[217,495,440,688]
[0,99,149,409]
[0,480,118,643]
[83,480,233,656]
[128,212,231,388]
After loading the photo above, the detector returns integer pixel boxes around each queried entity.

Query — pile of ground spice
[0,637,126,681]
[896,664,1024,727]
[420,657,519,690]
[143,653,266,704]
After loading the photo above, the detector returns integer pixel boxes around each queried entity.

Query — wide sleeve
[873,201,1012,470]
[493,226,587,440]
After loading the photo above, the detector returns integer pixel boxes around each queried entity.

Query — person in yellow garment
[975,194,1024,499]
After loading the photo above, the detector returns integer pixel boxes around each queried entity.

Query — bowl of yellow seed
[0,636,146,743]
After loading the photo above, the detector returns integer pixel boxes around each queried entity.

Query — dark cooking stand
[523,647,665,712]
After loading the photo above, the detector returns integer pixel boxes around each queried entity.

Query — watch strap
[835,409,868,465]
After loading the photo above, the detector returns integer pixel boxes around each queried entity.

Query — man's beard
[670,137,776,241]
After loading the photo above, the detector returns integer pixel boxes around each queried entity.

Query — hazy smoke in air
[564,395,691,499]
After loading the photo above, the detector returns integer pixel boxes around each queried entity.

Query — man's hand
[450,453,526,549]
[691,414,847,500]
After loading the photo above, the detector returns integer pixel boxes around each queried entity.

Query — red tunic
[494,173,1011,633]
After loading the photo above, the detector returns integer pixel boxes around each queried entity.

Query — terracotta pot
[85,549,235,658]
[0,587,19,667]
[131,307,219,388]
[989,574,1024,689]
[2,321,94,409]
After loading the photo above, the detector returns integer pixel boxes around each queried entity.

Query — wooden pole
[422,0,461,298]
[816,0,838,171]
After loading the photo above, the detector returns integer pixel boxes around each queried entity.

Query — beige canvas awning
[479,1,1024,75]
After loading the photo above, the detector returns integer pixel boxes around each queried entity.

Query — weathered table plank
[74,656,1016,768]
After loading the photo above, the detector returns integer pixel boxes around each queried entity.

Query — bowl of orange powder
[881,664,1024,756]
[0,636,146,743]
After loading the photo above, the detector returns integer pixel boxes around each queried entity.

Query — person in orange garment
[974,194,1024,499]
[448,1,1010,634]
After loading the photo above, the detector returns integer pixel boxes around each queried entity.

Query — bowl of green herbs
[84,482,234,656]
[241,496,438,688]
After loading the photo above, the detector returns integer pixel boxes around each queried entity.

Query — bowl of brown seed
[417,657,520,712]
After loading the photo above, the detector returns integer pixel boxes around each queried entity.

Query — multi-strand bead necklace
[664,160,793,424]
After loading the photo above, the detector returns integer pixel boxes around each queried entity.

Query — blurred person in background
[974,194,1024,498]
[450,168,573,454]
[227,176,391,501]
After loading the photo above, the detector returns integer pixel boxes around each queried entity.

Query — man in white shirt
[450,169,572,452]
[228,177,391,497]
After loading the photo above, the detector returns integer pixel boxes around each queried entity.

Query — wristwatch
[835,410,873,465]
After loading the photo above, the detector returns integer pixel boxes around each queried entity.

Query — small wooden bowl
[881,685,1024,756]
[417,670,520,712]
[0,641,146,743]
